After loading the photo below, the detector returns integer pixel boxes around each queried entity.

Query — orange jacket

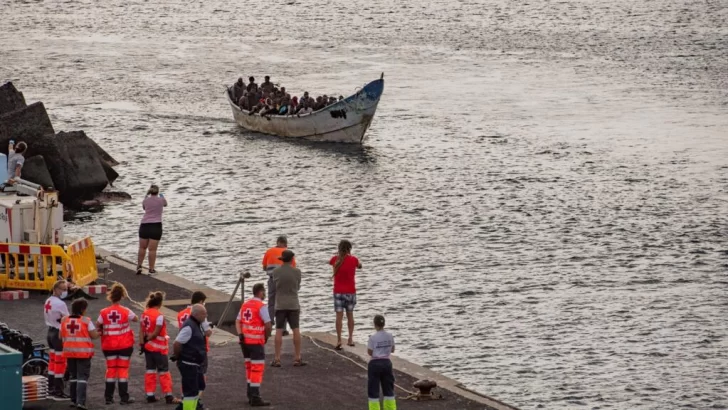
[141,308,169,354]
[60,316,95,359]
[262,247,296,272]
[239,299,266,345]
[99,305,135,351]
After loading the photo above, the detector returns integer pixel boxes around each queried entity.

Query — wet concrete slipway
[2,0,728,408]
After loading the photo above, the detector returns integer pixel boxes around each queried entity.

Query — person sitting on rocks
[7,140,27,184]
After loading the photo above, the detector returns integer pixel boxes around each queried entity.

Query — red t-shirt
[329,255,359,294]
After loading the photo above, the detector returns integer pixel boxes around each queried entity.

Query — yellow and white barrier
[0,237,99,292]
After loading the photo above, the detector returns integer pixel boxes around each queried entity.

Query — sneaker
[76,404,89,410]
[105,398,114,405]
[165,395,181,404]
[250,396,271,407]
[120,397,136,405]
[69,403,76,408]
[147,396,159,403]
[52,392,72,401]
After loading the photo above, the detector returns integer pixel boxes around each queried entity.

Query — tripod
[216,271,252,329]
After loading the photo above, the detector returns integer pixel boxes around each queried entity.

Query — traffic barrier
[0,290,29,301]
[84,284,106,295]
[67,237,99,288]
[0,243,71,292]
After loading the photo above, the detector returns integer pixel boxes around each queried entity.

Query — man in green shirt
[270,250,306,367]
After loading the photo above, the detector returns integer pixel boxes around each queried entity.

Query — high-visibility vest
[99,304,135,351]
[60,316,95,359]
[141,308,169,353]
[262,247,296,272]
[177,306,209,352]
[239,299,266,345]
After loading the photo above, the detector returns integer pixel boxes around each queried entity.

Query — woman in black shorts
[137,185,167,275]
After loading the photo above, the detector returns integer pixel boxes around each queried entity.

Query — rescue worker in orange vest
[140,291,181,404]
[176,291,212,403]
[96,283,138,405]
[236,283,272,407]
[44,279,71,401]
[60,298,99,410]
[262,235,296,334]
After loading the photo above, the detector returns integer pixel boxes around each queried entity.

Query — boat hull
[227,78,383,143]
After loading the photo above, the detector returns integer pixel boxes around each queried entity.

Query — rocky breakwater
[0,82,129,208]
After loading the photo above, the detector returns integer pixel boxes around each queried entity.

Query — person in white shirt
[44,280,71,400]
[367,315,396,410]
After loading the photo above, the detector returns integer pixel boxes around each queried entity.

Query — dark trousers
[68,358,92,406]
[178,361,206,399]
[368,359,395,399]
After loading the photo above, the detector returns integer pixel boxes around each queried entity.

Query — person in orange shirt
[262,236,296,333]
[140,291,180,404]
[60,298,100,410]
[176,291,212,404]
[96,283,138,405]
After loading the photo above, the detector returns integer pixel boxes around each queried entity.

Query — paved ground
[3,263,490,409]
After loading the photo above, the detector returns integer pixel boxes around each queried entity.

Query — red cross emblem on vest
[44,301,52,313]
[66,319,81,335]
[107,310,121,324]
[142,316,151,329]
[180,313,189,323]
[243,308,253,322]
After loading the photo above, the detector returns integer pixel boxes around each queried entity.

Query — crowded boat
[230,76,344,117]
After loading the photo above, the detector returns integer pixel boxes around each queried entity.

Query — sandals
[136,266,142,275]
[334,344,343,351]
[293,359,307,367]
[347,341,356,347]
[271,359,282,367]
[148,269,157,274]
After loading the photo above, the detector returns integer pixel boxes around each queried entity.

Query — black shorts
[139,223,163,240]
[275,310,300,330]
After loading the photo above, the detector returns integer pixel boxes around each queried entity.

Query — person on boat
[289,96,298,114]
[96,283,138,405]
[246,76,258,93]
[140,291,180,404]
[239,92,250,110]
[339,95,345,101]
[137,184,166,275]
[261,76,274,93]
[233,78,246,104]
[329,239,361,350]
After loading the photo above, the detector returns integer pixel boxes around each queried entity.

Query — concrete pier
[0,247,519,410]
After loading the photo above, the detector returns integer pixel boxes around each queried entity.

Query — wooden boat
[226,75,384,143]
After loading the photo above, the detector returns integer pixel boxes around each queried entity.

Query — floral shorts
[333,293,357,312]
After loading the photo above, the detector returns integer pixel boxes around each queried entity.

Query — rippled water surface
[2,0,728,408]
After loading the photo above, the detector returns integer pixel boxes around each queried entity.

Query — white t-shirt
[176,319,210,344]
[368,330,395,360]
[44,296,69,328]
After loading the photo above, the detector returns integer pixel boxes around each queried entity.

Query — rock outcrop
[0,82,125,207]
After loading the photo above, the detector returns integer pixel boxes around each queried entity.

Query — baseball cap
[278,250,295,262]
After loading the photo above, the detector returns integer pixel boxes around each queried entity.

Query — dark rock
[0,102,55,145]
[0,82,27,115]
[21,155,55,189]
[102,161,118,185]
[87,137,119,167]
[54,131,109,203]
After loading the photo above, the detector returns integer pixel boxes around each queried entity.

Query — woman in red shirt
[329,239,362,350]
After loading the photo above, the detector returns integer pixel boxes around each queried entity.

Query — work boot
[120,397,136,405]
[146,396,159,403]
[250,396,271,407]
